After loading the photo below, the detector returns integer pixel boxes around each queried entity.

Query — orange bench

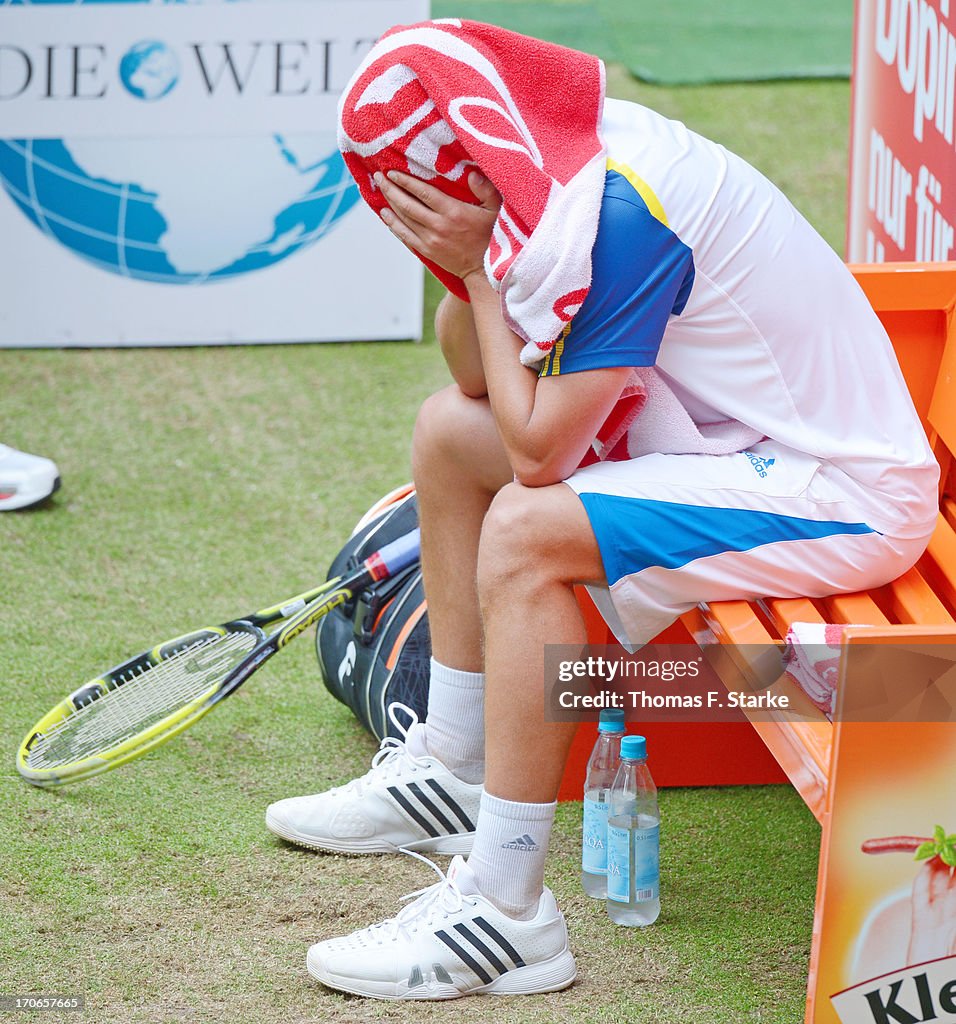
[677,262,956,821]
[688,264,956,1022]
[569,262,956,1023]
[562,265,956,799]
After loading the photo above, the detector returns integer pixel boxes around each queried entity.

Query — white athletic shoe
[0,444,60,511]
[307,853,577,1000]
[266,704,480,855]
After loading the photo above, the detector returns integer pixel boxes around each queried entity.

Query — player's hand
[907,856,956,962]
[375,169,501,282]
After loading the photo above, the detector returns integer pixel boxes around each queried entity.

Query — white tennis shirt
[595,97,938,539]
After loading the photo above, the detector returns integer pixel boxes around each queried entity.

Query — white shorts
[564,440,935,647]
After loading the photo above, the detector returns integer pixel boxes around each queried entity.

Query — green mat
[431,0,854,85]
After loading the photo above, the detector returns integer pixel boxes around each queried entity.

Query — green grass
[0,72,841,1023]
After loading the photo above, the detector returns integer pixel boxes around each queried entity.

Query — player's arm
[376,168,630,486]
[435,291,487,399]
[464,273,630,485]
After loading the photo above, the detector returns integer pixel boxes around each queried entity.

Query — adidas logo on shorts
[743,451,776,478]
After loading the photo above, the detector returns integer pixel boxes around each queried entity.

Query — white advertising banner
[0,0,427,346]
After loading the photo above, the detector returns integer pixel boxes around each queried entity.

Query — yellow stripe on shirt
[606,157,669,227]
[539,323,571,377]
[552,330,567,375]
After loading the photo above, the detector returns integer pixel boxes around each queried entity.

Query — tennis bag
[315,485,430,741]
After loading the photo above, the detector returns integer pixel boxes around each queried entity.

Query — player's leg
[307,479,598,1000]
[476,480,603,800]
[462,442,935,923]
[413,385,513,670]
[411,385,513,784]
[266,385,512,852]
[462,480,604,926]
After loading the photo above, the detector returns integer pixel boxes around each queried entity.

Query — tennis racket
[17,528,421,788]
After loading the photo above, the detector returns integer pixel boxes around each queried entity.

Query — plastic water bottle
[606,735,660,926]
[581,708,626,898]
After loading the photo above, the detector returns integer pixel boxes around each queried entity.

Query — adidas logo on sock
[501,833,539,852]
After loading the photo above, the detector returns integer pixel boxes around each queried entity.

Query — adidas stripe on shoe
[265,703,480,855]
[307,853,577,1000]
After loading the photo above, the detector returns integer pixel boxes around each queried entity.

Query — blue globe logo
[0,2,360,285]
[119,41,180,101]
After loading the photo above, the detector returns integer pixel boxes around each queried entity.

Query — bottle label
[606,825,629,902]
[607,823,660,903]
[582,797,609,873]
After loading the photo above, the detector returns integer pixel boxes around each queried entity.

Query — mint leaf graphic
[911,826,956,865]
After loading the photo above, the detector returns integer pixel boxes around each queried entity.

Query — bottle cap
[597,709,626,733]
[621,735,647,760]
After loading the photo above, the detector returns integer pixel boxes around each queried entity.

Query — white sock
[424,657,485,784]
[467,790,556,920]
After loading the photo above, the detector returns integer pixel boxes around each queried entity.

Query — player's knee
[412,385,473,474]
[477,483,552,594]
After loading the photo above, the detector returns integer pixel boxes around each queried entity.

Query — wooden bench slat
[942,495,956,533]
[878,566,955,624]
[699,599,774,644]
[820,591,890,625]
[762,597,825,637]
[920,513,956,614]
[697,522,955,827]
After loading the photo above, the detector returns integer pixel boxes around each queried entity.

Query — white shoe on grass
[307,853,577,1000]
[265,704,480,855]
[0,444,60,511]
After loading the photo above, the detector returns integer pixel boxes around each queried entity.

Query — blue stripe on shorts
[576,493,877,587]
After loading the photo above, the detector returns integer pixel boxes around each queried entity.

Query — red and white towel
[337,18,607,367]
[782,623,873,718]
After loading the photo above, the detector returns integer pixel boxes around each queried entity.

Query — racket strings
[27,631,258,769]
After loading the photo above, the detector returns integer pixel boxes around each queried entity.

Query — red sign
[848,0,956,262]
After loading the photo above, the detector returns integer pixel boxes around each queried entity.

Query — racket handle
[366,527,421,581]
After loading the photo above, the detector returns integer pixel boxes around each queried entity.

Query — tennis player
[266,21,939,1000]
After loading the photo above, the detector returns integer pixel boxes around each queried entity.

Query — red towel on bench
[783,623,873,719]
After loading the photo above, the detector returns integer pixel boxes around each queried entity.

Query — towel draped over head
[337,18,608,367]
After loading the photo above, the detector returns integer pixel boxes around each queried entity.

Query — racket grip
[367,527,421,581]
